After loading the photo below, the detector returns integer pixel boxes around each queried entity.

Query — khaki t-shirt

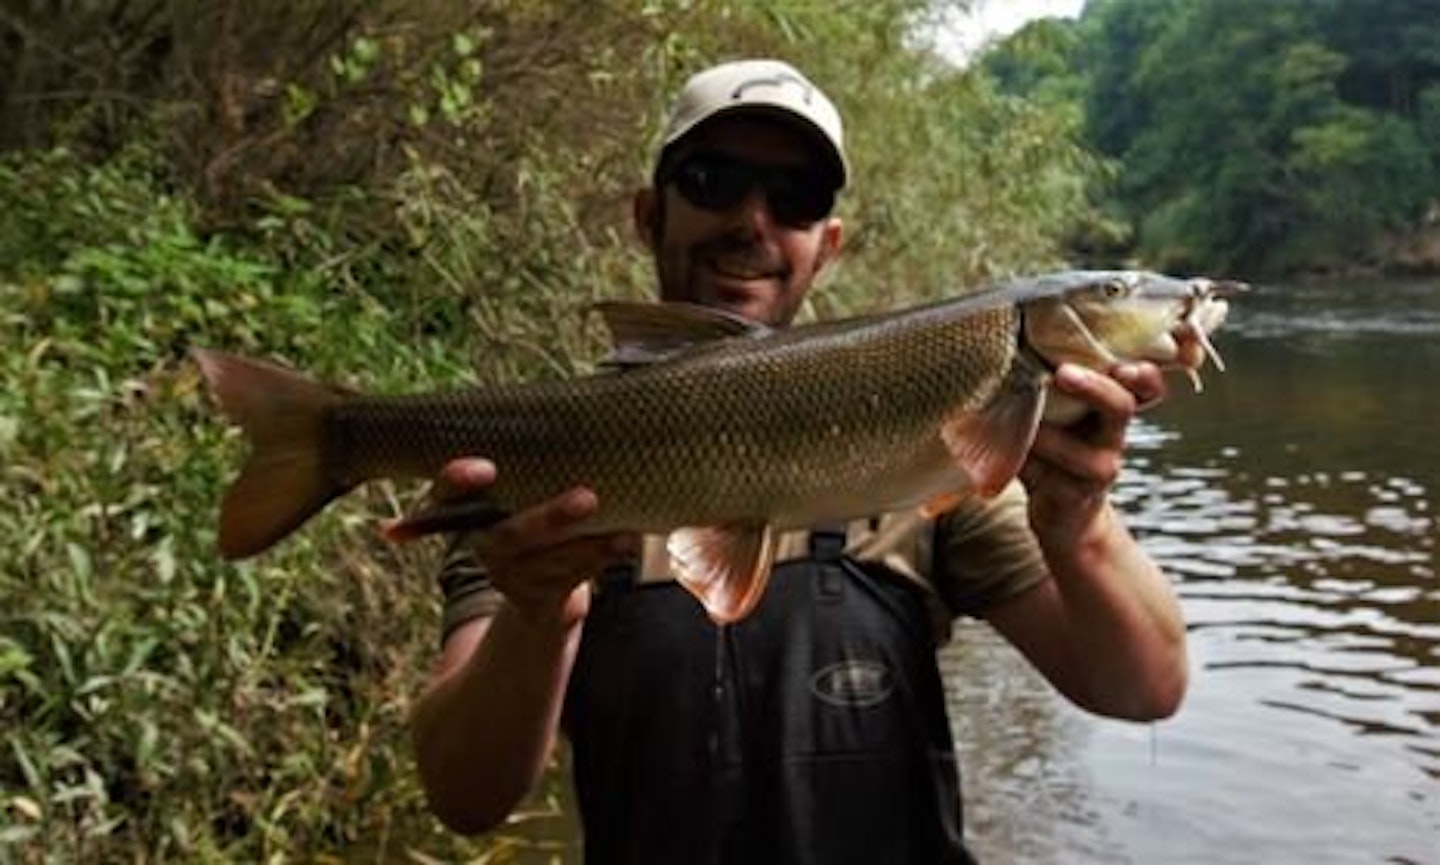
[439,480,1048,644]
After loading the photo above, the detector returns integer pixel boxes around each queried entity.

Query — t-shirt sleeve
[932,480,1050,618]
[437,533,503,642]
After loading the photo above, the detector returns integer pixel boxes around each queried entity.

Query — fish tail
[191,348,353,559]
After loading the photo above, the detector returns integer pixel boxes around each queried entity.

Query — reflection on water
[947,277,1440,864]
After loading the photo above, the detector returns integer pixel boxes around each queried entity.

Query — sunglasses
[665,152,836,227]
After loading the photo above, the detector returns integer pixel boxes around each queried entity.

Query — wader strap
[807,523,848,562]
[809,523,848,600]
[595,561,638,592]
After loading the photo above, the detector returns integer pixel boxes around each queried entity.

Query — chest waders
[563,528,976,864]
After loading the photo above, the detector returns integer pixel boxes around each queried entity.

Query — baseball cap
[657,59,848,190]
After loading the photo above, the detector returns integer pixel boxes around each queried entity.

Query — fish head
[1023,271,1241,380]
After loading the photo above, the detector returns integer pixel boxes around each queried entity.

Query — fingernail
[453,457,495,484]
[563,488,597,517]
[1114,363,1142,383]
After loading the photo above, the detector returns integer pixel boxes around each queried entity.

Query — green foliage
[0,140,470,860]
[1078,0,1440,274]
[980,18,1085,104]
[0,1,1098,861]
[976,18,1124,263]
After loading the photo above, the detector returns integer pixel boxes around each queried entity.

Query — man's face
[638,115,843,327]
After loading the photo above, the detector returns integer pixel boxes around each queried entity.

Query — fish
[192,270,1240,623]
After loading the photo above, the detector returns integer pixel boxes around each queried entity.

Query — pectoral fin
[940,364,1047,496]
[667,522,778,624]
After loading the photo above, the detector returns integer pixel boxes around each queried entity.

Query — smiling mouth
[710,263,772,281]
[697,233,786,282]
[705,252,786,282]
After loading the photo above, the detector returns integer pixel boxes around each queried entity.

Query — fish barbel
[193,270,1241,622]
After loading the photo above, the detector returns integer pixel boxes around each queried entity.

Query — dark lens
[672,154,752,212]
[767,171,835,226]
[669,153,834,226]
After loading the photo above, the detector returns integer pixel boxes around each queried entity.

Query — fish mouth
[1163,277,1244,381]
[1026,275,1242,391]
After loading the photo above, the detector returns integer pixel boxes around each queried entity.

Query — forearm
[1034,502,1188,719]
[411,603,582,834]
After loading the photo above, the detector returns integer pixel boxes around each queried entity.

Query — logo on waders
[810,660,894,708]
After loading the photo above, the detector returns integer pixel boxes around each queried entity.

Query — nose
[731,184,779,235]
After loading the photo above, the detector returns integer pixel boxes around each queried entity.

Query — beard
[655,233,801,326]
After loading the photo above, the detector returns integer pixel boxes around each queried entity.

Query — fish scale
[326,301,1019,532]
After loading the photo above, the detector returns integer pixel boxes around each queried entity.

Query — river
[948,276,1439,864]
[493,277,1439,863]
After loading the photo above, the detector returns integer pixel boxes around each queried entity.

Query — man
[408,59,1191,863]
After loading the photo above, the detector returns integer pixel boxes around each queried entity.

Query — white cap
[658,59,848,189]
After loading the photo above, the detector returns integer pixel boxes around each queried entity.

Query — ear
[813,216,844,276]
[633,187,661,250]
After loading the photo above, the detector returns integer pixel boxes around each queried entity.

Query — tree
[1076,0,1440,274]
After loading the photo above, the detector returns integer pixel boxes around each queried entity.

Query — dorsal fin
[591,300,772,367]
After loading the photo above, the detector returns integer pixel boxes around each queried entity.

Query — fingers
[1029,362,1162,489]
[481,487,600,558]
[381,457,503,541]
[488,533,630,615]
[479,492,639,623]
[1049,364,1138,450]
[1026,425,1128,502]
[472,486,638,582]
[480,489,639,584]
[1111,362,1169,412]
[431,457,497,503]
[387,456,638,625]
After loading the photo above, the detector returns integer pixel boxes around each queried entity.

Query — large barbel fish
[194,270,1239,622]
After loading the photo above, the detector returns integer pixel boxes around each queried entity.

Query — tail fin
[191,349,354,559]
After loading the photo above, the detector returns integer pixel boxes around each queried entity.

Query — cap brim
[662,105,848,190]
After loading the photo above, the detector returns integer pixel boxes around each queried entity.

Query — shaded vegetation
[0,1,1100,860]
[984,0,1440,275]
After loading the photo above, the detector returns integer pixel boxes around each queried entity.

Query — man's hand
[1020,362,1160,545]
[1020,328,1205,546]
[400,457,638,629]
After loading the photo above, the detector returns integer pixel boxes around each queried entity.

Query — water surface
[947,276,1439,864]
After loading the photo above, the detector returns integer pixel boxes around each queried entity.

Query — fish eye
[1103,279,1129,298]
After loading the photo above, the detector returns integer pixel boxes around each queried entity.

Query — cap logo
[731,72,814,105]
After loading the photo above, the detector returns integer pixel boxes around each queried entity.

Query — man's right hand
[402,457,638,629]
